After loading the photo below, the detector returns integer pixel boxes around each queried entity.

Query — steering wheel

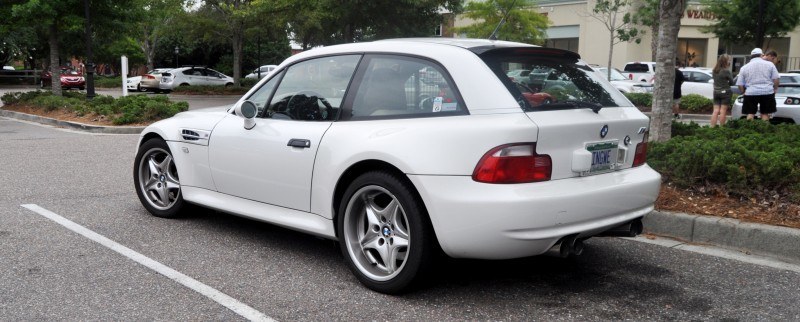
[287,90,333,120]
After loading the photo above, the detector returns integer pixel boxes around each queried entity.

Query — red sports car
[515,81,555,106]
[41,69,85,90]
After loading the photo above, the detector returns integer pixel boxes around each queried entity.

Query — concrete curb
[642,112,711,122]
[643,211,800,264]
[0,110,144,134]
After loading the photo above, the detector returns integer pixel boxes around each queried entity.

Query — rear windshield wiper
[540,100,603,113]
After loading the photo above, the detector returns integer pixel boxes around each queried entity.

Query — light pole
[174,46,179,68]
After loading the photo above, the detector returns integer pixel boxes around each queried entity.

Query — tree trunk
[231,0,242,86]
[48,23,62,97]
[650,0,683,142]
[607,35,614,81]
[650,23,659,61]
[232,31,243,86]
[141,26,156,72]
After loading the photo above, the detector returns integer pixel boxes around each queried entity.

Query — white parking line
[628,235,800,273]
[21,204,274,322]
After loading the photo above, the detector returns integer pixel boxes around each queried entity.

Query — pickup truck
[622,61,656,83]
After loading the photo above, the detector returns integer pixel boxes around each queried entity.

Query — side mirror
[235,100,257,130]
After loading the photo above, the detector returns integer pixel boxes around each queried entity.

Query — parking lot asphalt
[1,85,797,267]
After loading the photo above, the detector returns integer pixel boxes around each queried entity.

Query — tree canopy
[701,0,800,49]
[454,0,548,44]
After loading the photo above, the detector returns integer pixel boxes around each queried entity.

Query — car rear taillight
[632,131,649,167]
[629,73,633,80]
[144,74,156,79]
[784,97,800,105]
[473,143,551,183]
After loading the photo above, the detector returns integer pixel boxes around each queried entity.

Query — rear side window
[480,48,633,111]
[346,55,467,119]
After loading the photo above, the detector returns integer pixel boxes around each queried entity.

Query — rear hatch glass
[478,47,649,180]
[479,48,632,112]
[623,63,652,73]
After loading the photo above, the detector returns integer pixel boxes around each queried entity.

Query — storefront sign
[684,9,715,20]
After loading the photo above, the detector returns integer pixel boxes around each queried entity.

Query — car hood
[151,105,232,132]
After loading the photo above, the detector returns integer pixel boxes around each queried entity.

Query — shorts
[742,94,777,115]
[713,91,732,106]
[672,98,681,106]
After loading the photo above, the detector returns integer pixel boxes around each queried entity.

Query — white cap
[751,48,763,55]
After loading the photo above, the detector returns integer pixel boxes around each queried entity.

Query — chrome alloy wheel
[343,185,411,281]
[137,147,181,211]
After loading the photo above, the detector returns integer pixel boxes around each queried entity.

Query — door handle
[287,138,311,148]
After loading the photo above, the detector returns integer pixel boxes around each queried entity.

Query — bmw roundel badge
[600,125,609,138]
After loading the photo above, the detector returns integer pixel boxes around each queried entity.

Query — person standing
[711,54,734,127]
[673,64,685,119]
[736,48,779,121]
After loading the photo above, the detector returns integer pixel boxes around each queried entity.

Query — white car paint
[679,67,714,99]
[244,65,277,79]
[135,38,661,292]
[594,66,653,93]
[126,76,143,91]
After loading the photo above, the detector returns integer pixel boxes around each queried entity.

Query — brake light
[784,97,800,105]
[632,131,649,167]
[629,73,633,80]
[144,74,156,79]
[473,143,551,183]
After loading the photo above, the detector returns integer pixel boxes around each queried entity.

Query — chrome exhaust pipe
[596,218,643,237]
[550,234,584,258]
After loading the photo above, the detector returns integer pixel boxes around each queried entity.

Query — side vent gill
[179,128,210,144]
[181,129,201,141]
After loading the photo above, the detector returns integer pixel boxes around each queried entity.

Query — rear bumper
[408,165,661,259]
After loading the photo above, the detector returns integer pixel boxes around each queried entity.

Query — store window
[678,38,708,68]
[545,38,579,53]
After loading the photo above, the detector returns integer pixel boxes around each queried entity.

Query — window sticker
[441,103,458,111]
[432,96,443,112]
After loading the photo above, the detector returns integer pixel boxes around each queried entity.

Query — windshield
[479,48,633,111]
[597,67,627,81]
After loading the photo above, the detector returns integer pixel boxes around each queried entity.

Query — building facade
[454,0,800,72]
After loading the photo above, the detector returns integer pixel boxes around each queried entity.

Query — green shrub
[1,90,187,125]
[239,77,258,88]
[94,76,122,88]
[648,120,800,201]
[680,93,712,112]
[624,93,652,107]
[671,120,702,137]
[171,84,249,95]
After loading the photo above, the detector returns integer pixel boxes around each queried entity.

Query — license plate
[162,77,169,82]
[586,140,619,173]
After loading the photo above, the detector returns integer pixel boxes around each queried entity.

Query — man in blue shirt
[736,48,780,121]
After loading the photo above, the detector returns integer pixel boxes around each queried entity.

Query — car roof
[285,38,579,65]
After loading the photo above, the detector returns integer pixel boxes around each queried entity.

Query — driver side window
[266,55,360,121]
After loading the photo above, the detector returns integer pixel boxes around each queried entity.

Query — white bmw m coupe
[134,38,661,293]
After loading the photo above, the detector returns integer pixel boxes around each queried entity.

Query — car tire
[134,138,185,218]
[79,86,85,90]
[337,170,435,294]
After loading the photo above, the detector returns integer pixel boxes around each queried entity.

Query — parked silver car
[244,65,277,79]
[160,67,234,91]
